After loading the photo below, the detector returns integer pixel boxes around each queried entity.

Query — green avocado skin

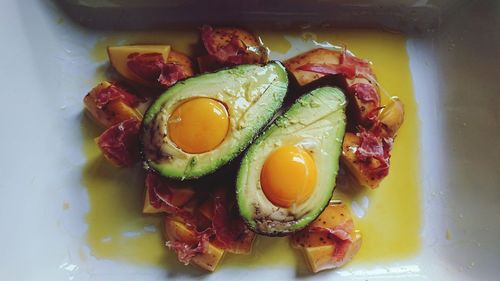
[140,62,289,180]
[236,86,347,236]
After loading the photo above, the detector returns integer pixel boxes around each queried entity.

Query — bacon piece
[284,48,342,87]
[348,83,379,104]
[309,221,354,242]
[127,52,164,82]
[290,202,362,271]
[95,118,140,167]
[297,63,356,79]
[165,220,212,265]
[212,191,249,248]
[127,52,188,88]
[296,49,380,127]
[307,223,354,266]
[365,106,384,124]
[331,239,353,267]
[84,82,142,128]
[346,92,381,128]
[297,50,373,80]
[158,63,188,87]
[143,173,196,214]
[146,174,166,210]
[301,221,354,246]
[165,230,211,265]
[342,130,391,188]
[165,210,217,264]
[356,128,391,177]
[146,173,181,213]
[289,48,401,190]
[165,240,205,265]
[164,215,225,270]
[298,62,381,127]
[200,25,220,57]
[357,129,385,159]
[339,51,374,78]
[341,99,402,187]
[94,83,140,109]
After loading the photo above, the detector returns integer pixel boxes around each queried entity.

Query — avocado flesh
[236,87,347,236]
[141,62,288,179]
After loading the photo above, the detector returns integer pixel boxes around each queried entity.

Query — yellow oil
[82,28,420,269]
[307,30,421,262]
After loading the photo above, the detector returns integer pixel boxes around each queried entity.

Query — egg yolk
[168,98,229,154]
[260,145,317,208]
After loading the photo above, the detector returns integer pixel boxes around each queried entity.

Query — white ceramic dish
[0,0,498,280]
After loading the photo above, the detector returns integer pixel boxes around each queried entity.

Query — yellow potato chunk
[107,45,171,86]
[291,202,362,272]
[303,232,362,273]
[200,25,268,70]
[208,26,267,64]
[224,232,255,255]
[164,217,225,272]
[379,97,405,137]
[291,202,354,248]
[210,27,260,50]
[284,48,381,127]
[167,50,194,77]
[341,132,384,188]
[284,48,341,86]
[83,81,142,128]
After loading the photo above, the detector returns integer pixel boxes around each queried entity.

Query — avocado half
[236,86,347,236]
[141,62,288,180]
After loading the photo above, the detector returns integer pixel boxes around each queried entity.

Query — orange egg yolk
[168,97,229,154]
[260,145,317,208]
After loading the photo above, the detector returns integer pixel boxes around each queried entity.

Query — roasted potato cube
[84,82,142,128]
[164,217,199,243]
[167,50,194,77]
[284,48,341,87]
[379,97,405,137]
[291,202,362,273]
[303,232,362,273]
[164,217,225,272]
[341,132,385,188]
[284,48,381,127]
[345,79,381,128]
[224,232,255,255]
[107,45,171,86]
[291,202,355,248]
[209,27,261,50]
[201,25,268,65]
[303,245,334,272]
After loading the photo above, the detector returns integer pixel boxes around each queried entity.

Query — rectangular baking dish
[0,0,498,280]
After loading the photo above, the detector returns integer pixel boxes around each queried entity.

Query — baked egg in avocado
[141,62,288,179]
[236,86,346,236]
